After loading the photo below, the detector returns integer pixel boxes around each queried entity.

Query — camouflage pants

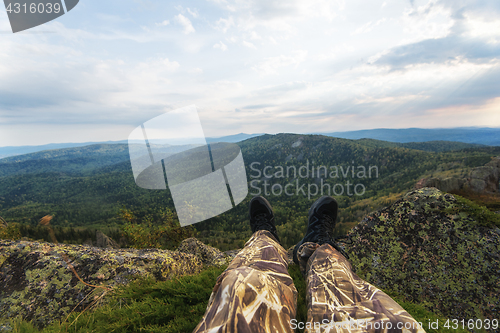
[296,243,425,333]
[193,231,425,333]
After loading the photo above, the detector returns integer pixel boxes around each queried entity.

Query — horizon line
[1,126,500,149]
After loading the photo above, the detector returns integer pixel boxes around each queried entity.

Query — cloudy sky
[0,0,499,146]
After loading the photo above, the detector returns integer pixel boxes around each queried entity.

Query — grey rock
[468,165,499,193]
[416,156,500,194]
[0,240,205,329]
[177,238,230,266]
[95,231,119,249]
[347,187,500,320]
[415,177,466,193]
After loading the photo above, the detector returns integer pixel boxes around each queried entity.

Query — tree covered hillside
[0,134,499,249]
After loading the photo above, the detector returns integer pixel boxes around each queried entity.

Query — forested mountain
[2,128,495,159]
[0,134,499,249]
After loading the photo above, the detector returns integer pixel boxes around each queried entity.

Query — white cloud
[242,41,256,49]
[215,17,234,33]
[188,67,203,74]
[464,13,500,44]
[209,80,243,90]
[352,18,387,35]
[213,41,228,51]
[399,0,454,42]
[252,50,308,76]
[2,0,500,146]
[249,31,261,40]
[248,0,344,21]
[175,14,195,34]
[156,20,170,27]
[207,0,346,36]
[158,58,180,71]
[187,8,199,18]
[0,35,185,129]
[316,43,356,61]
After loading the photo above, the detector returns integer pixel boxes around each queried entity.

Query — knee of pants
[217,266,296,309]
[215,267,260,299]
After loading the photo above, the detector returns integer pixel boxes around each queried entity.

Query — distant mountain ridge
[1,128,498,159]
[0,136,488,179]
[0,133,264,159]
[322,127,500,146]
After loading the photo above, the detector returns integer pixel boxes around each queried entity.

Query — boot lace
[318,214,350,260]
[316,214,335,244]
[254,213,271,231]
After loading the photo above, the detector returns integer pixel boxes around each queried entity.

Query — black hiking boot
[293,196,348,264]
[249,196,280,243]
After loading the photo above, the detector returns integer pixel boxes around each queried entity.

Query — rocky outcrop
[95,230,119,249]
[82,231,120,249]
[468,157,500,193]
[415,176,465,193]
[177,238,232,266]
[416,156,500,194]
[0,217,7,228]
[345,188,500,321]
[0,241,207,328]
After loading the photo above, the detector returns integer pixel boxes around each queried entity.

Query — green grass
[288,265,307,333]
[446,194,500,228]
[0,265,477,333]
[383,290,470,333]
[1,266,225,333]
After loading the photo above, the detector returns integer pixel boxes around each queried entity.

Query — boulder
[95,230,119,249]
[345,187,500,321]
[177,237,230,266]
[0,240,204,328]
[487,156,500,169]
[467,159,500,193]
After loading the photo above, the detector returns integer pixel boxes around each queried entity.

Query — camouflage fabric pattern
[193,230,297,333]
[297,242,426,333]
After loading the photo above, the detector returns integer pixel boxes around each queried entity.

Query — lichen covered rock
[177,237,230,266]
[346,187,500,321]
[0,241,204,328]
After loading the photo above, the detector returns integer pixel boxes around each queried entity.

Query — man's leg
[193,197,297,333]
[294,196,425,333]
[297,243,425,333]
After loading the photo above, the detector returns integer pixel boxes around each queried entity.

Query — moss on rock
[346,187,500,321]
[177,237,230,266]
[0,241,205,328]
